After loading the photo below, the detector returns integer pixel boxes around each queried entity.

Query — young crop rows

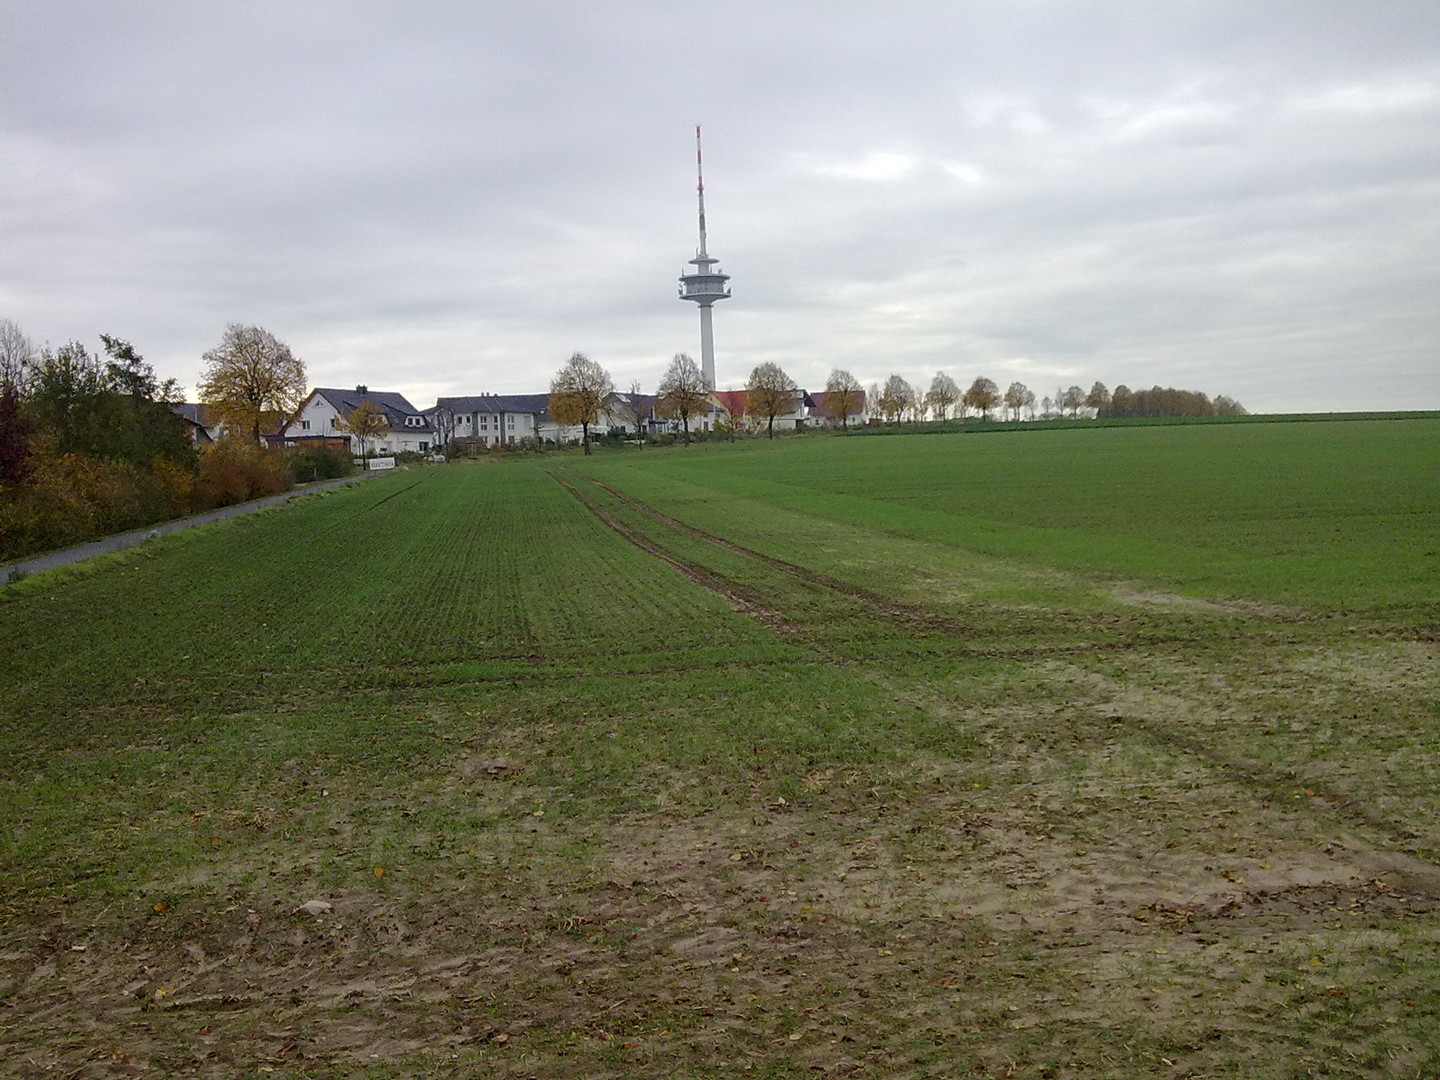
[2,425,1437,1079]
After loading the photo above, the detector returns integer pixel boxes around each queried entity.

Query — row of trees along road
[869,373,1023,423]
[868,374,1243,423]
[545,352,1247,454]
[0,320,351,563]
[549,352,811,451]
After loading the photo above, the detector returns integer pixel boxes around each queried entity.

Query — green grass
[1,422,1438,1079]
[577,417,1440,611]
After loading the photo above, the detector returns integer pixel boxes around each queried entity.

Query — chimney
[356,385,367,394]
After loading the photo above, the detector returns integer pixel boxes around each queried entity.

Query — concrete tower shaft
[678,125,730,390]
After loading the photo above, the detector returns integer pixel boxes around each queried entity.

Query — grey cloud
[3,1,1437,413]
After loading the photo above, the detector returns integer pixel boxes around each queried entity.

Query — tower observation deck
[678,126,730,390]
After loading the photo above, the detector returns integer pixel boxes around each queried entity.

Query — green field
[2,418,1437,1078]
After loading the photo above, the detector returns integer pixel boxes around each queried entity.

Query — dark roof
[312,387,433,433]
[608,392,659,416]
[434,393,552,417]
[169,401,212,426]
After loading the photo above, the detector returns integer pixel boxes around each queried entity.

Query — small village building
[278,387,436,455]
[712,388,814,432]
[807,390,868,429]
[431,394,549,448]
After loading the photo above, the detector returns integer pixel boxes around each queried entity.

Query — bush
[0,451,174,559]
[285,443,355,483]
[194,440,291,510]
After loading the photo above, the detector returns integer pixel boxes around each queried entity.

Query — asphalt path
[2,471,375,583]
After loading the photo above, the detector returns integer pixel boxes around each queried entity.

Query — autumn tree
[878,375,912,424]
[656,353,710,444]
[824,369,864,429]
[1086,381,1111,417]
[337,400,390,461]
[1060,385,1086,419]
[0,318,37,393]
[25,341,108,454]
[963,376,1000,421]
[925,371,960,421]
[198,324,306,444]
[548,351,614,454]
[745,362,797,439]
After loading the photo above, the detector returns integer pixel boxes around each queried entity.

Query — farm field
[1,418,1438,1078]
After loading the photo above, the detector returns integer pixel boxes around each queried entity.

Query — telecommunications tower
[678,125,731,390]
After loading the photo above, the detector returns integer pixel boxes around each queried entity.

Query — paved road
[2,472,375,583]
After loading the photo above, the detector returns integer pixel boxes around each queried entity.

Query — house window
[507,416,515,428]
[301,420,310,430]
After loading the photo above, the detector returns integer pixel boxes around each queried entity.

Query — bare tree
[824,369,864,429]
[904,381,926,422]
[0,318,38,393]
[549,351,614,454]
[925,371,960,421]
[198,324,306,444]
[746,362,798,439]
[864,381,885,424]
[656,353,709,444]
[1004,381,1030,422]
[1061,385,1086,419]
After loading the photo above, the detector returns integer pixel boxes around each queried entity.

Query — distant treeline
[1098,385,1245,419]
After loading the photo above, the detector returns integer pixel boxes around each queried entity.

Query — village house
[430,393,549,448]
[431,390,715,448]
[277,386,437,455]
[807,389,868,429]
[711,388,815,433]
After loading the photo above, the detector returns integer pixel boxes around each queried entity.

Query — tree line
[860,375,1244,425]
[0,320,347,563]
[549,352,812,451]
[548,350,1246,454]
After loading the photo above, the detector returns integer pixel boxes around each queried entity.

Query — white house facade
[431,394,548,448]
[279,387,437,455]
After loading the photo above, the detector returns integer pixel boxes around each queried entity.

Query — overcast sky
[4,1,1437,413]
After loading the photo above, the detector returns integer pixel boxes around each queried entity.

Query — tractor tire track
[578,472,1282,658]
[546,470,798,634]
[551,467,1440,888]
